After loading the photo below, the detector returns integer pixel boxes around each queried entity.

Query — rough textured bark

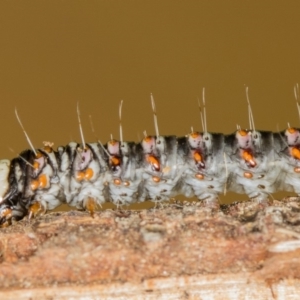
[1,198,300,299]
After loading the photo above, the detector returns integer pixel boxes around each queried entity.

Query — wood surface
[1,198,300,299]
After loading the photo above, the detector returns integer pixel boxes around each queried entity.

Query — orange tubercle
[242,150,256,167]
[152,176,161,183]
[294,167,300,173]
[38,174,48,188]
[238,130,248,136]
[147,155,160,170]
[244,172,253,178]
[84,168,94,180]
[190,132,200,139]
[143,136,152,143]
[33,161,40,170]
[287,127,296,134]
[291,147,300,160]
[109,139,117,146]
[193,152,203,163]
[31,180,39,191]
[195,173,204,180]
[35,152,43,159]
[76,171,85,181]
[113,178,121,185]
[43,145,53,153]
[110,156,120,166]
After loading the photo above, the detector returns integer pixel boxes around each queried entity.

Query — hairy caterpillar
[0,86,300,227]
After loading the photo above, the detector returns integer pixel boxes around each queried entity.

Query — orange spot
[76,171,85,181]
[288,127,296,134]
[242,150,256,167]
[110,156,120,166]
[33,161,40,170]
[190,132,200,139]
[31,180,39,191]
[30,174,48,191]
[294,167,300,173]
[195,173,204,180]
[144,136,152,143]
[244,172,253,178]
[114,178,121,185]
[152,176,161,183]
[147,155,160,170]
[43,146,53,153]
[109,139,117,146]
[123,181,130,186]
[291,147,300,160]
[238,130,248,136]
[35,152,43,159]
[38,174,48,188]
[84,168,94,180]
[193,152,202,163]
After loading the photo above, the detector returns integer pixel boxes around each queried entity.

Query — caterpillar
[0,86,300,227]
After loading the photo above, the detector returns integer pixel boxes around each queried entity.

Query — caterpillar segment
[138,95,186,205]
[225,129,282,203]
[276,84,300,195]
[224,88,282,204]
[106,101,145,207]
[27,142,65,218]
[59,103,112,216]
[275,127,300,195]
[60,142,109,217]
[178,89,227,207]
[178,131,227,207]
[140,135,184,204]
[106,139,144,206]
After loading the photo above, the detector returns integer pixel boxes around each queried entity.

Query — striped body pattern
[1,89,300,226]
[0,127,300,226]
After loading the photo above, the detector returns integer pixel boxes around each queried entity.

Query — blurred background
[0,1,300,204]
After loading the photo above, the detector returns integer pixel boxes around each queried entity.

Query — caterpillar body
[0,88,300,227]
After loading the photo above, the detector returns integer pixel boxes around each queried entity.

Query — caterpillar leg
[28,201,46,220]
[198,194,220,210]
[0,206,13,227]
[84,197,98,218]
[248,192,271,205]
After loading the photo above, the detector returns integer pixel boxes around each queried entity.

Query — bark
[1,198,300,299]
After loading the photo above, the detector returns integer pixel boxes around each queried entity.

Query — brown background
[0,1,300,203]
